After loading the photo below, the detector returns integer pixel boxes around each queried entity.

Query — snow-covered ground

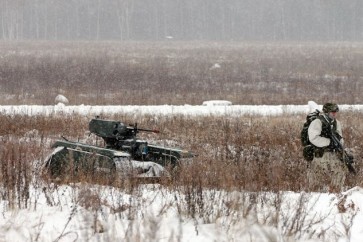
[1,102,363,117]
[1,102,363,242]
[1,184,363,242]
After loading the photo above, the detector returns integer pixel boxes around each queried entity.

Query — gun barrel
[137,128,160,133]
[127,126,160,133]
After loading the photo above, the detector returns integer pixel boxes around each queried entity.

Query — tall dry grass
[1,112,361,193]
[0,113,360,240]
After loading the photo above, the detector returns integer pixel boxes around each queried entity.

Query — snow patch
[210,63,221,70]
[202,100,232,106]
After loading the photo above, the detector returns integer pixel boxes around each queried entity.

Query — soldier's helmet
[323,103,339,113]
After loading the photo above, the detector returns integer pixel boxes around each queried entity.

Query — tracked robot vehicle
[44,118,194,181]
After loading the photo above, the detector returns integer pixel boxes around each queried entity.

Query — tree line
[1,0,362,41]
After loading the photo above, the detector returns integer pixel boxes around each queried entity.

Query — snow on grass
[1,183,363,242]
[1,103,363,117]
[1,103,363,241]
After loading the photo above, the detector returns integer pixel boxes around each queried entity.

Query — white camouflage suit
[307,114,347,191]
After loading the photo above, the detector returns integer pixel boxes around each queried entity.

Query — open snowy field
[0,102,363,242]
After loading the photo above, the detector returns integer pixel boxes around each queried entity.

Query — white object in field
[55,94,69,105]
[202,100,232,106]
[210,63,221,70]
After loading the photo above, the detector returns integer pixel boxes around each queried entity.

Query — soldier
[307,103,347,192]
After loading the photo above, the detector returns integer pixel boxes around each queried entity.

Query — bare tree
[0,0,25,40]
[115,0,134,40]
[1,0,363,41]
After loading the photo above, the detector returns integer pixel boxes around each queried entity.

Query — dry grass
[0,113,360,240]
[0,41,363,105]
[0,41,361,240]
[1,112,361,193]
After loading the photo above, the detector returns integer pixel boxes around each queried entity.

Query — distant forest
[1,0,362,41]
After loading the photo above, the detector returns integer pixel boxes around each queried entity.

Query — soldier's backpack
[300,109,320,161]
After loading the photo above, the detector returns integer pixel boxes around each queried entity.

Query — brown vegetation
[0,42,361,240]
[0,41,363,105]
[0,112,360,239]
[1,112,361,198]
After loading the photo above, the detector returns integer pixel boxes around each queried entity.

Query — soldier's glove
[327,139,337,151]
[345,152,354,165]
